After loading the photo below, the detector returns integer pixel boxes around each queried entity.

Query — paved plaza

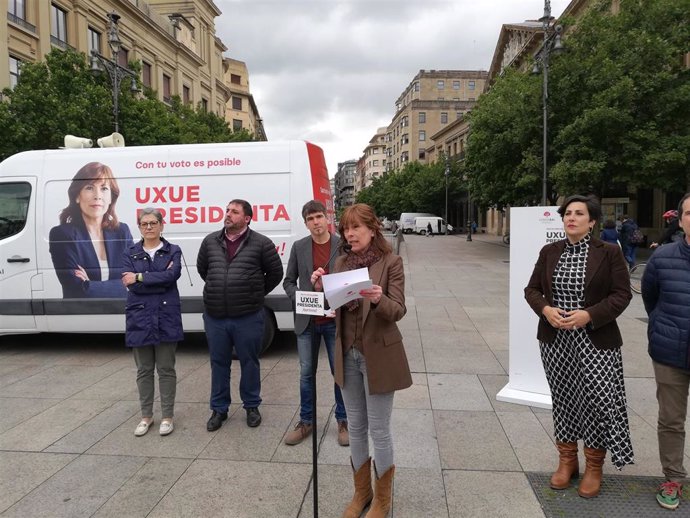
[0,234,686,517]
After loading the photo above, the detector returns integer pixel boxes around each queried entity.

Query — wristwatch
[136,273,143,283]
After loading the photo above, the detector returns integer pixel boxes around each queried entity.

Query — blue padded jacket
[642,240,690,369]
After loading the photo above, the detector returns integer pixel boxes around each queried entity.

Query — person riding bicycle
[650,210,683,249]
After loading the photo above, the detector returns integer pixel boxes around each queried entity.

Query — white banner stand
[496,206,564,409]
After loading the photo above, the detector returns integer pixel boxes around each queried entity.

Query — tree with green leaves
[356,159,464,220]
[465,0,690,205]
[1,49,253,162]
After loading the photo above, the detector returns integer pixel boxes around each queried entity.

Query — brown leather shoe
[284,421,313,445]
[578,447,606,498]
[338,420,349,446]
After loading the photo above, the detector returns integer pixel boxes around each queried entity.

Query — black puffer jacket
[197,227,283,317]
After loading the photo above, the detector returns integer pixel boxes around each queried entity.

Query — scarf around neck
[344,246,382,311]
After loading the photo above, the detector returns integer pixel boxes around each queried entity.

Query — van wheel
[260,308,277,355]
[419,230,426,236]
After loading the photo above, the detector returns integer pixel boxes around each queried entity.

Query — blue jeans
[204,310,264,412]
[297,320,346,423]
[623,244,637,268]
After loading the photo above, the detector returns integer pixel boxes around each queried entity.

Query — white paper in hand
[321,267,373,310]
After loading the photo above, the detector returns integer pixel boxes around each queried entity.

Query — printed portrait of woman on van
[49,162,133,298]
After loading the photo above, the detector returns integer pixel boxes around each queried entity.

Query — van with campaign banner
[0,141,333,352]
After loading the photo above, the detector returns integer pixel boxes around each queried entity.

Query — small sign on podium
[295,291,325,316]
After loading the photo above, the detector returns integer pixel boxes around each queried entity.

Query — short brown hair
[301,200,327,221]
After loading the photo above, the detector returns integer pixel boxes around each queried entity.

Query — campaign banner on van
[39,143,330,301]
[496,206,563,409]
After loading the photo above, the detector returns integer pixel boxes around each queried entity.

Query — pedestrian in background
[642,193,690,511]
[282,200,349,447]
[600,219,619,245]
[650,209,682,249]
[620,214,639,268]
[312,203,412,518]
[426,221,433,237]
[197,199,283,432]
[525,194,634,499]
[122,207,183,437]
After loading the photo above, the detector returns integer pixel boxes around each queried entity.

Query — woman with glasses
[49,162,133,298]
[121,207,183,437]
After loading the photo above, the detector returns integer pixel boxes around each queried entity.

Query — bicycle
[629,262,646,294]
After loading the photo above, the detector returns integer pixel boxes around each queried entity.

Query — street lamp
[444,155,449,236]
[466,180,472,242]
[90,12,139,133]
[532,0,564,206]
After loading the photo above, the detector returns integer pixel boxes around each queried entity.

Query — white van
[414,216,453,235]
[0,141,334,351]
[399,212,435,234]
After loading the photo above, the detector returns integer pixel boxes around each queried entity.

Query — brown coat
[524,237,632,349]
[333,253,413,394]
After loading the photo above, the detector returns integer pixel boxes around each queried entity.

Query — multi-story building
[385,70,487,172]
[354,155,366,194]
[2,0,262,127]
[361,126,387,188]
[334,159,357,211]
[223,58,266,140]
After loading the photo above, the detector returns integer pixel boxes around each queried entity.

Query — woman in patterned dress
[525,194,634,498]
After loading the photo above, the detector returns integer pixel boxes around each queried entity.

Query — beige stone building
[223,58,266,140]
[361,126,387,188]
[385,70,487,172]
[3,0,264,137]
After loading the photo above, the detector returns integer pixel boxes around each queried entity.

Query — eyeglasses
[139,221,160,228]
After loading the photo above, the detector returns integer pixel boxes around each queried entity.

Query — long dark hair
[59,162,121,230]
[338,203,392,255]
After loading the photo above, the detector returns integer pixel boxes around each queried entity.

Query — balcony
[51,36,75,51]
[8,13,36,33]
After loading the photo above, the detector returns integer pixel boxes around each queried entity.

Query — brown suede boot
[550,441,579,490]
[341,458,373,518]
[578,447,606,498]
[365,463,395,518]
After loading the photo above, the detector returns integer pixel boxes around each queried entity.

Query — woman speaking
[49,162,133,298]
[312,203,411,518]
[524,194,634,498]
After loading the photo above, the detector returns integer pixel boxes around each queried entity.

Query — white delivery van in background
[0,141,334,352]
[399,212,435,234]
[414,216,453,235]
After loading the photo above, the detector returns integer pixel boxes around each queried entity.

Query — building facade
[385,70,487,172]
[2,0,262,128]
[361,126,387,188]
[223,58,266,140]
[334,159,357,211]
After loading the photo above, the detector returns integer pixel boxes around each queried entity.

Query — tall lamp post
[444,155,449,236]
[532,0,564,206]
[90,12,139,133]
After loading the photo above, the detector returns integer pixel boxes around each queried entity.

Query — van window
[0,182,31,240]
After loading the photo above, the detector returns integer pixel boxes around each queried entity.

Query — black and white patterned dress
[539,235,634,469]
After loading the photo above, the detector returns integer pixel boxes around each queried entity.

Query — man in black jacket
[197,199,283,431]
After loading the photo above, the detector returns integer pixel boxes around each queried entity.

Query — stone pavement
[0,234,686,517]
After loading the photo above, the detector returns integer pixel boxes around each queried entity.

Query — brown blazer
[524,237,632,350]
[333,253,413,394]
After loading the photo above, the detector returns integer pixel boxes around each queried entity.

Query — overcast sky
[214,0,572,177]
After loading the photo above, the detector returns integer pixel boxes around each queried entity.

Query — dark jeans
[623,244,637,268]
[297,319,346,423]
[204,310,264,412]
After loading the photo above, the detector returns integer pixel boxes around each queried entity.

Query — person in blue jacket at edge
[642,193,690,511]
[121,207,183,437]
[49,162,133,298]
